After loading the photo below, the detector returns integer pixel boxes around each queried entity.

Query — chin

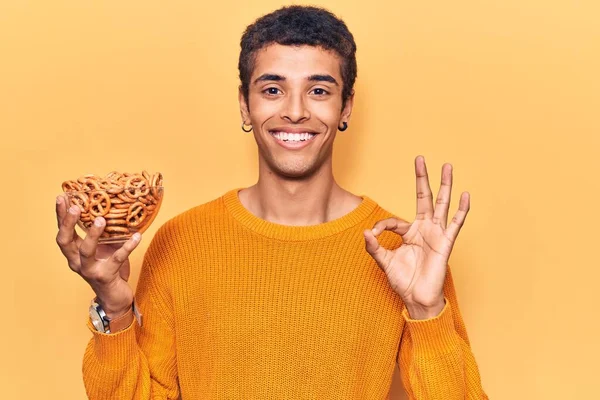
[269,157,321,180]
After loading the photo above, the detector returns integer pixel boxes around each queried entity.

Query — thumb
[105,233,142,276]
[363,229,388,269]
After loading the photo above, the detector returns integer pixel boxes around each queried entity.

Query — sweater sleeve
[397,265,488,399]
[81,252,180,400]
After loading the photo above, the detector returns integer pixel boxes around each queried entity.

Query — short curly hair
[238,5,357,110]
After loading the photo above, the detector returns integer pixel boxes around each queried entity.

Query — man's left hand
[364,155,470,319]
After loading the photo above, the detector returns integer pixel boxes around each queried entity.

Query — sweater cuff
[86,317,138,367]
[402,297,461,358]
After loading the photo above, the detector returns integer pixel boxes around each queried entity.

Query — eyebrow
[253,73,339,86]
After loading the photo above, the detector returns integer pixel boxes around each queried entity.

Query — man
[56,5,488,399]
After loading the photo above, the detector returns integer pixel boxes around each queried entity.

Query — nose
[280,91,310,123]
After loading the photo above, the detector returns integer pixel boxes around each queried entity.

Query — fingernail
[372,228,378,235]
[94,217,104,227]
[56,196,62,204]
[132,233,141,241]
[68,206,78,215]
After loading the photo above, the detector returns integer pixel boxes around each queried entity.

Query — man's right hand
[55,193,142,318]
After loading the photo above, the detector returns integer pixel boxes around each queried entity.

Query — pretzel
[69,192,89,211]
[126,202,147,227]
[124,176,150,199]
[89,191,112,217]
[151,173,163,198]
[79,178,101,192]
[61,171,163,242]
[104,210,128,218]
[107,218,128,226]
[105,226,130,234]
[62,180,82,192]
[101,179,124,195]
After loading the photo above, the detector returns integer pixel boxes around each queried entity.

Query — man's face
[239,44,353,179]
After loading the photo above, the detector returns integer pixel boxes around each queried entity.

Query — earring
[338,122,348,131]
[241,122,253,133]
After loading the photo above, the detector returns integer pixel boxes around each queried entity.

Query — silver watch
[89,300,111,333]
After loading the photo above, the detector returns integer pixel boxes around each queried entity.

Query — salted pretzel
[126,202,147,227]
[61,170,163,241]
[62,180,82,192]
[89,191,112,217]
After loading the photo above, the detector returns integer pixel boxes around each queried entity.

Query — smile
[269,131,318,150]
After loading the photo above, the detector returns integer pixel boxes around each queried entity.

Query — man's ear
[340,91,355,125]
[239,86,250,124]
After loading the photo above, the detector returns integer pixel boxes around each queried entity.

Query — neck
[239,160,360,226]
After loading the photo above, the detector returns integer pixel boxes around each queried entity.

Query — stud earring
[338,122,348,131]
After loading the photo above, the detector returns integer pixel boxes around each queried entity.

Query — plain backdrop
[1,0,599,398]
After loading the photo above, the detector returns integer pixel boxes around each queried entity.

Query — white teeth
[271,132,316,142]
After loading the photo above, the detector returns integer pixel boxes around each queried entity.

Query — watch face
[89,305,106,332]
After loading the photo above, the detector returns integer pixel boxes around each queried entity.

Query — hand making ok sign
[364,155,471,319]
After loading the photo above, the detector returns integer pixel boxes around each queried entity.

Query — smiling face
[239,44,354,179]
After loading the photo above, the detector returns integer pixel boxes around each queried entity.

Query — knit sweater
[82,188,488,399]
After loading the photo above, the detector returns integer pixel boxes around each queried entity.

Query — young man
[56,6,488,399]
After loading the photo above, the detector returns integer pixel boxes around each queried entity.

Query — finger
[105,233,142,275]
[432,163,453,229]
[446,192,470,241]
[56,194,66,229]
[56,201,83,267]
[56,193,77,233]
[415,155,434,220]
[371,217,411,237]
[78,217,106,267]
[363,229,389,269]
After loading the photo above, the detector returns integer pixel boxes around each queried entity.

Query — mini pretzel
[127,202,147,227]
[100,179,124,195]
[104,171,122,180]
[69,192,89,212]
[77,174,96,183]
[117,192,131,202]
[138,195,153,205]
[104,213,127,220]
[79,178,101,192]
[110,196,126,204]
[107,218,128,226]
[151,173,163,197]
[148,194,159,204]
[89,191,112,217]
[105,208,128,216]
[105,226,130,234]
[62,180,82,192]
[124,176,150,199]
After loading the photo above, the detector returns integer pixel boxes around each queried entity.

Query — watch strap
[105,307,135,333]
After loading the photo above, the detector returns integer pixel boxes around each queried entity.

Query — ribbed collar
[222,187,379,241]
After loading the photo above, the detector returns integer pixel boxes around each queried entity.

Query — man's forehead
[251,44,342,82]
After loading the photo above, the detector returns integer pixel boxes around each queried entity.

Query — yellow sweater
[83,188,488,399]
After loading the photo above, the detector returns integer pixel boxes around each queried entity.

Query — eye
[310,88,329,96]
[263,87,282,96]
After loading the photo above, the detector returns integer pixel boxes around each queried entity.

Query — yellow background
[1,0,598,398]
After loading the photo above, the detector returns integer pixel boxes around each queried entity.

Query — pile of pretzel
[61,171,163,239]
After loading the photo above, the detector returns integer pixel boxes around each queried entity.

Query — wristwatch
[89,298,142,334]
